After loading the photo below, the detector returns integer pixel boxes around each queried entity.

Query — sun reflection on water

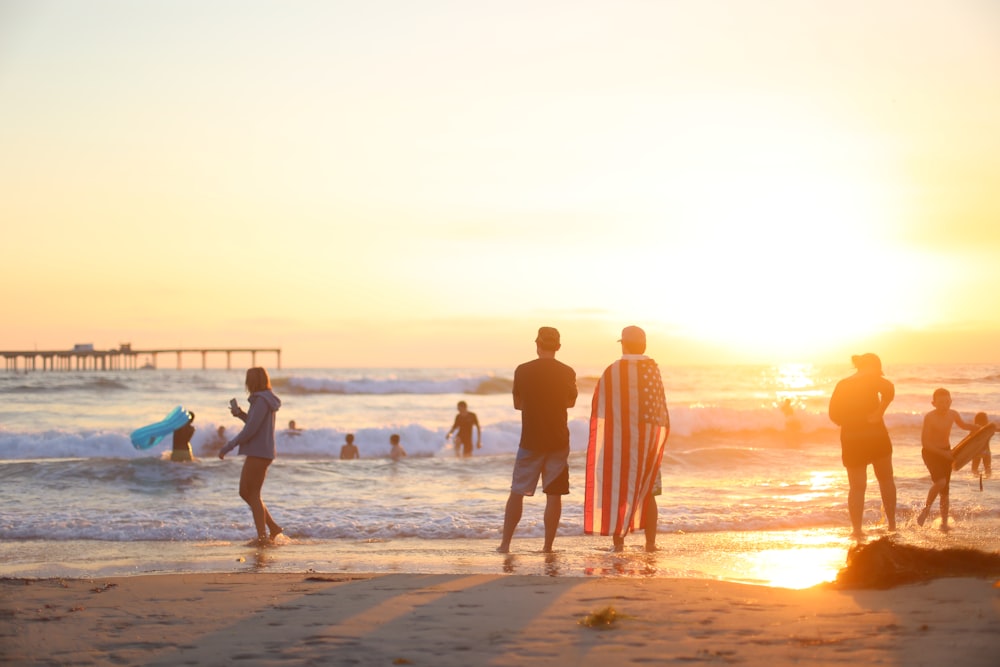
[737,547,844,589]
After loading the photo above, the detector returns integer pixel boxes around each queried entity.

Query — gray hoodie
[220,389,282,459]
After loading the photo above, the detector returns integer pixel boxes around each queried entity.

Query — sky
[1,0,999,369]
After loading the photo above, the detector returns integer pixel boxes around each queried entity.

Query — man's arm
[566,371,578,408]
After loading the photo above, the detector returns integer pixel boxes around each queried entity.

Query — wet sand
[3,572,999,665]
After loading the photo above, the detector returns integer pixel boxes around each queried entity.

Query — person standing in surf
[917,388,977,530]
[584,326,669,552]
[170,411,196,462]
[828,353,897,539]
[498,327,578,554]
[446,400,481,456]
[219,367,283,546]
[971,412,994,477]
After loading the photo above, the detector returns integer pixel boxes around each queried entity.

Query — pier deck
[2,347,281,372]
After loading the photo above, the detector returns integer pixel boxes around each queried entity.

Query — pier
[2,344,281,372]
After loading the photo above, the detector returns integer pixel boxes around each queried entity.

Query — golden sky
[1,1,999,368]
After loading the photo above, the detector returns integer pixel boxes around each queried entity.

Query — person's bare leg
[542,494,561,553]
[919,478,945,526]
[240,456,274,543]
[845,465,868,539]
[871,456,896,531]
[612,535,625,552]
[497,492,523,553]
[644,494,658,552]
[940,485,950,531]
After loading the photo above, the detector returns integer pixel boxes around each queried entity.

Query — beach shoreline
[3,571,999,666]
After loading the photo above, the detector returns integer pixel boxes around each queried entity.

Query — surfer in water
[828,353,897,540]
[917,388,978,530]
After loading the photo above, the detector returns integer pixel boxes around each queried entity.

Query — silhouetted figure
[447,401,481,456]
[828,353,896,540]
[498,327,578,554]
[972,412,994,477]
[917,388,976,530]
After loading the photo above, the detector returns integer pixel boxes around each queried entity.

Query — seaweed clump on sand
[834,537,1000,589]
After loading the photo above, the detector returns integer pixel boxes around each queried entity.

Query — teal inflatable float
[131,406,191,450]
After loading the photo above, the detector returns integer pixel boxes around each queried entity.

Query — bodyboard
[130,406,190,450]
[952,422,996,471]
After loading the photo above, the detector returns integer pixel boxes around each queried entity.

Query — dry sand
[2,572,999,666]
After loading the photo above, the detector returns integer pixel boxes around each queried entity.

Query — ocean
[1,362,998,589]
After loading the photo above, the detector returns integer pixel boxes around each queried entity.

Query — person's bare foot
[497,543,510,554]
[269,525,283,541]
[644,542,658,553]
[917,508,929,527]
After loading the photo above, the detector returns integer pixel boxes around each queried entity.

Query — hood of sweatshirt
[250,389,281,411]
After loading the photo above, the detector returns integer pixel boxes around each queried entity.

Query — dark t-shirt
[513,357,578,452]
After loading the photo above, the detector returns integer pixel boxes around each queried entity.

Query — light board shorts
[510,446,570,496]
[170,445,193,462]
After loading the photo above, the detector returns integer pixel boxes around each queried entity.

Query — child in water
[340,433,360,460]
[389,433,407,461]
[971,412,994,477]
[917,389,977,530]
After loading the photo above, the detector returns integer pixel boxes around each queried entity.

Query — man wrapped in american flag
[584,325,670,552]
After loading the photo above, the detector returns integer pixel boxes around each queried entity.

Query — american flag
[584,356,669,537]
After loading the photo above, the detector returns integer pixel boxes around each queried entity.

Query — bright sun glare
[602,113,929,360]
[742,547,844,589]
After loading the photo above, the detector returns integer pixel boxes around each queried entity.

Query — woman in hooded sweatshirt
[219,367,283,545]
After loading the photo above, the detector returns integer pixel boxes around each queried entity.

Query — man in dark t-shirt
[498,327,578,553]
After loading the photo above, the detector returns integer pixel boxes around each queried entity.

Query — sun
[594,112,937,361]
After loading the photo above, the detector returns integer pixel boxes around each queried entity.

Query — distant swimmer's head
[932,387,952,408]
[390,433,400,445]
[975,412,989,426]
[457,400,468,411]
[618,325,647,355]
[346,433,355,444]
[535,326,561,352]
[851,353,883,375]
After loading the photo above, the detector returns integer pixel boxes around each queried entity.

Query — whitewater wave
[275,374,513,396]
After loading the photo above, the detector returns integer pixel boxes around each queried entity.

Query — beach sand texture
[3,572,999,666]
